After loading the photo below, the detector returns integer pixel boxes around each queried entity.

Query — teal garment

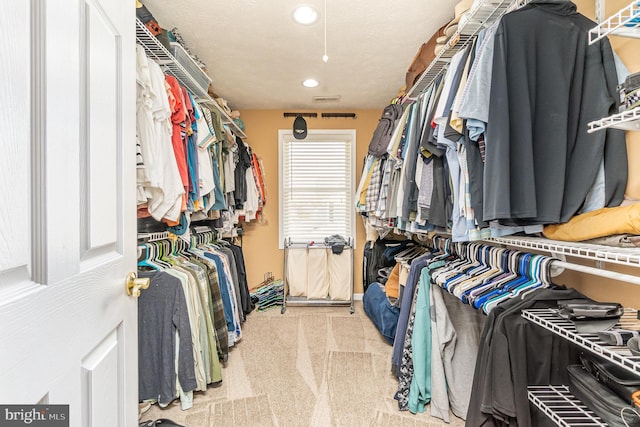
[408,260,445,414]
[210,142,227,210]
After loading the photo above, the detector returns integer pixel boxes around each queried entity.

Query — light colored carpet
[143,302,466,427]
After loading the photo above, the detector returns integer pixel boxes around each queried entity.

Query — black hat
[293,115,307,140]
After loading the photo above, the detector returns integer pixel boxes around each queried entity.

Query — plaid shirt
[376,159,392,218]
[366,158,383,213]
[189,256,229,364]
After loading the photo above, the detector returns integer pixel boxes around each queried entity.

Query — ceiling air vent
[313,95,341,103]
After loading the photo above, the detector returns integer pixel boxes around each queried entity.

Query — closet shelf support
[551,260,640,286]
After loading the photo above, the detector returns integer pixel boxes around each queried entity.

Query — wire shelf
[528,385,607,426]
[523,308,640,376]
[403,0,522,103]
[137,231,173,242]
[587,106,640,133]
[488,235,640,268]
[135,18,247,139]
[589,1,640,44]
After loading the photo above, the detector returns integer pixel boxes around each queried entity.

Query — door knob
[126,272,150,297]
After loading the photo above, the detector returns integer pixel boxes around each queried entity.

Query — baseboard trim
[353,293,363,301]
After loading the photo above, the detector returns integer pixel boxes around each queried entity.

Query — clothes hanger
[431,238,453,262]
[458,247,507,302]
[176,237,191,258]
[394,241,419,259]
[212,231,223,248]
[137,244,160,271]
[209,233,228,254]
[510,254,547,298]
[452,245,502,298]
[429,238,470,284]
[479,253,535,313]
[519,256,554,300]
[158,239,176,267]
[443,243,485,292]
[161,239,180,265]
[471,251,524,310]
[483,254,547,314]
[466,249,513,306]
[395,244,428,264]
[430,244,470,287]
[440,243,486,290]
[151,240,172,269]
[474,252,529,312]
[451,244,495,290]
[141,242,166,270]
[482,254,540,313]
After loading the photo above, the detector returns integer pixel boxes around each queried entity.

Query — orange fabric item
[180,86,195,194]
[165,75,189,190]
[252,153,266,205]
[137,206,152,219]
[385,263,401,299]
[543,203,640,241]
[163,217,180,227]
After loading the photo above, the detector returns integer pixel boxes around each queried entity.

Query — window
[279,129,356,248]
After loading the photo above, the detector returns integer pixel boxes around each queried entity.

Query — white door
[0,0,137,426]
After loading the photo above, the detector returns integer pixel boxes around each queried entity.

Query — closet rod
[285,242,354,249]
[285,238,354,248]
[434,236,640,285]
[552,260,640,286]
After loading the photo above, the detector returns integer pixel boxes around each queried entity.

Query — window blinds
[280,133,355,245]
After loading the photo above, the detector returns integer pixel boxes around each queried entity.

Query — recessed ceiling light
[293,5,318,25]
[302,79,319,88]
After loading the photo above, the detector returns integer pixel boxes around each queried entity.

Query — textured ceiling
[143,0,459,110]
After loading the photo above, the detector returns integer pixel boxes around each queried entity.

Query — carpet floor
[142,302,466,427]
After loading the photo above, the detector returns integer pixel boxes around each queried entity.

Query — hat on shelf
[443,0,474,37]
[444,24,458,37]
[434,32,452,55]
[215,98,232,115]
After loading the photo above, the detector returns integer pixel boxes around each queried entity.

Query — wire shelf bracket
[587,106,640,133]
[589,0,640,44]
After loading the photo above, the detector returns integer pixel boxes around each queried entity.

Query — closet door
[0,0,137,426]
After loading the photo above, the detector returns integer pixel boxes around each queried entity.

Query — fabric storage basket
[169,42,212,91]
[285,247,352,301]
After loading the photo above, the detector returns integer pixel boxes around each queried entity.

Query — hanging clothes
[136,49,184,223]
[466,287,586,427]
[483,0,626,225]
[356,1,628,243]
[234,136,252,209]
[137,270,197,407]
[165,75,190,194]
